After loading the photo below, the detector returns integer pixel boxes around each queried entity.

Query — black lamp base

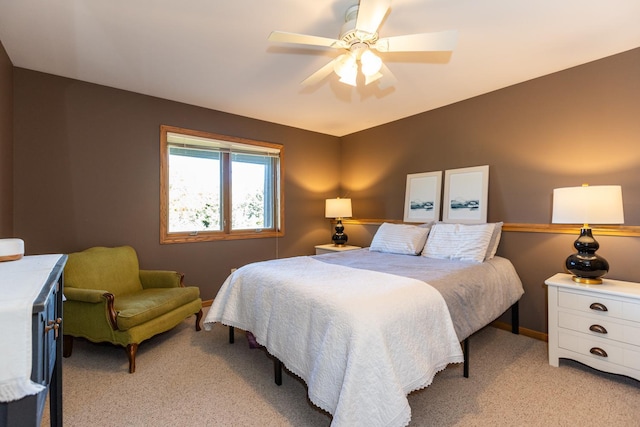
[565,228,609,285]
[331,220,348,246]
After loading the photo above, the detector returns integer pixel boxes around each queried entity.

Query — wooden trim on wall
[341,219,640,238]
[501,223,640,237]
[342,218,403,225]
[491,320,548,342]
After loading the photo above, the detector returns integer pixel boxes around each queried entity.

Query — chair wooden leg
[195,309,203,331]
[63,335,73,358]
[126,343,138,373]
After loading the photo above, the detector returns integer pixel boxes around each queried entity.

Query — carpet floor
[43,310,639,426]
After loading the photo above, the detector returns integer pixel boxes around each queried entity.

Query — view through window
[160,125,284,243]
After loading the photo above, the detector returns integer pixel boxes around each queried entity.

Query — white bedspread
[204,256,463,427]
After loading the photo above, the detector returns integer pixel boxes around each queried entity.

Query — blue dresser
[0,254,67,427]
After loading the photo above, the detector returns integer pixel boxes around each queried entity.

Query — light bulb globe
[360,50,382,77]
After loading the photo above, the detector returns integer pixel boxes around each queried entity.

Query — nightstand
[315,244,361,255]
[545,273,640,381]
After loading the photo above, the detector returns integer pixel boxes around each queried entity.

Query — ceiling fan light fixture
[338,64,358,86]
[268,1,457,88]
[360,49,382,77]
[333,53,356,78]
[334,53,357,85]
[339,74,358,86]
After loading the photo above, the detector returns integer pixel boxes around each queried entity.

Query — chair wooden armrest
[64,287,108,303]
[64,287,118,330]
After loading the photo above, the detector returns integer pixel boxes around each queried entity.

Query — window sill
[160,230,284,244]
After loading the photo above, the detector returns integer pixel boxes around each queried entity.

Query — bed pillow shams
[369,222,432,255]
[484,222,503,261]
[422,222,495,263]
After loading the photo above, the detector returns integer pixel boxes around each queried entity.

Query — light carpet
[43,309,639,426]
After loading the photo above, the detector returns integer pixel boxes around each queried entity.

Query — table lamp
[325,198,352,246]
[552,184,624,284]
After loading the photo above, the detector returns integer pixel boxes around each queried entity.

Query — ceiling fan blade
[377,62,397,90]
[364,72,383,86]
[374,30,458,53]
[268,31,348,49]
[300,56,341,86]
[355,0,391,36]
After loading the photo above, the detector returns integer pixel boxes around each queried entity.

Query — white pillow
[484,222,503,261]
[369,222,432,255]
[422,223,495,263]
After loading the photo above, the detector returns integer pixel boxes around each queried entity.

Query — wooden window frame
[160,125,284,244]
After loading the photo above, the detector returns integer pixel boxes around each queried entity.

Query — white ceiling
[1,1,639,137]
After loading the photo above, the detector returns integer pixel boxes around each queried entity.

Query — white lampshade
[552,185,624,226]
[325,198,352,219]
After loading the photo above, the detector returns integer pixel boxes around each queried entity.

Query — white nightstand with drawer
[545,273,640,381]
[315,244,361,255]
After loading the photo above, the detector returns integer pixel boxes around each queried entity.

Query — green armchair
[62,246,203,373]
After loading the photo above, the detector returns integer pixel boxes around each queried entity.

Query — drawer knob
[589,324,608,334]
[589,347,608,358]
[45,320,60,339]
[589,302,608,312]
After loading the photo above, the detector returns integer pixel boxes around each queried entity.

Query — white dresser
[315,244,361,255]
[545,273,640,381]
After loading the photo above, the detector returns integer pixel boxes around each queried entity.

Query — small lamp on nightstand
[325,198,352,246]
[552,184,624,284]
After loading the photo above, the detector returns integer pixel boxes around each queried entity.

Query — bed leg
[511,301,520,335]
[463,338,469,378]
[274,358,283,386]
[229,326,235,344]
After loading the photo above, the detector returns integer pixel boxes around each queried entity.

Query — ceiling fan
[268,0,457,87]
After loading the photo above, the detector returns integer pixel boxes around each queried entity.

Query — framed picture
[403,171,442,223]
[443,165,489,224]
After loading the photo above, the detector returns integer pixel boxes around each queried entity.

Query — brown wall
[12,69,341,300]
[0,40,12,237]
[341,48,640,334]
[9,47,640,336]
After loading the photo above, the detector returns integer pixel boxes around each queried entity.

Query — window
[160,125,284,243]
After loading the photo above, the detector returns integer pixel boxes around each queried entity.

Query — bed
[204,222,524,427]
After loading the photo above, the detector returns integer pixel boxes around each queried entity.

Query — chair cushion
[115,286,200,331]
[65,246,143,297]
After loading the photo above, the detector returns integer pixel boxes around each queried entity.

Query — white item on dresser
[0,238,24,262]
[545,273,640,381]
